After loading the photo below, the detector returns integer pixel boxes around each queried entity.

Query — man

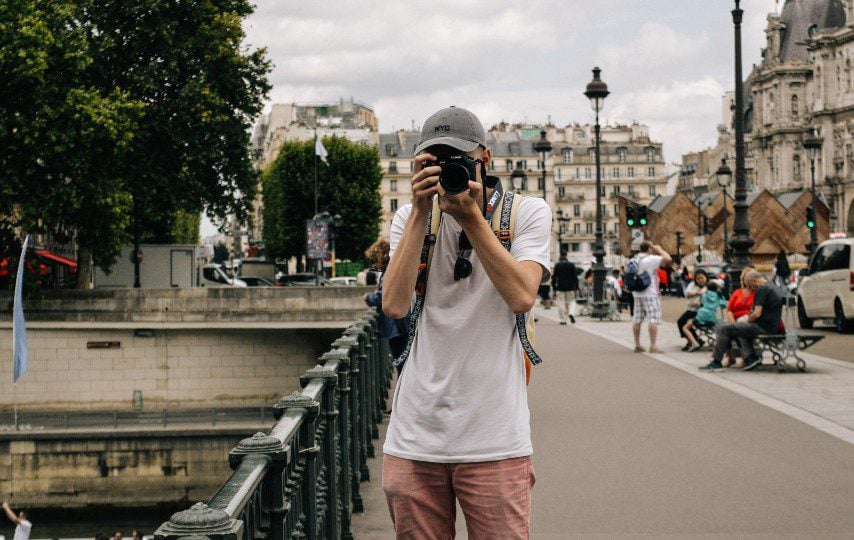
[380,106,551,538]
[607,269,622,304]
[700,270,783,372]
[2,501,32,540]
[552,251,579,324]
[631,241,672,353]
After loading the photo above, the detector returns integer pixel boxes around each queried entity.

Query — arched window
[793,154,802,181]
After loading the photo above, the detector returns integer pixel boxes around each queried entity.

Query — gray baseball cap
[414,106,486,155]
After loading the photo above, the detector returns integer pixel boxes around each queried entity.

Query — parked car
[276,272,332,286]
[240,276,276,287]
[796,237,854,333]
[329,276,357,286]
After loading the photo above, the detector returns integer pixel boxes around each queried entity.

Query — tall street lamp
[534,130,552,201]
[716,159,733,264]
[510,163,527,193]
[584,66,609,319]
[803,128,822,257]
[555,207,570,255]
[728,0,755,289]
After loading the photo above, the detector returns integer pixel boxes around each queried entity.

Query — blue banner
[13,235,30,383]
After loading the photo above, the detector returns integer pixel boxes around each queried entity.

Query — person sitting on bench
[682,281,727,352]
[700,271,783,372]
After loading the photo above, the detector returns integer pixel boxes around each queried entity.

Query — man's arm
[653,244,672,267]
[747,305,763,323]
[382,154,440,319]
[2,501,20,524]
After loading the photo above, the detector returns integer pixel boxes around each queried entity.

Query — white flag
[315,137,328,164]
[13,235,30,383]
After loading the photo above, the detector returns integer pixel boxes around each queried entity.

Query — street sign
[694,235,705,246]
[630,228,644,248]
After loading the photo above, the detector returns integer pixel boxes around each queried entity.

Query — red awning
[35,249,78,270]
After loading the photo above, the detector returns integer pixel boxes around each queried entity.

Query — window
[791,95,799,119]
[489,159,495,171]
[612,167,620,179]
[627,167,635,178]
[410,161,415,173]
[386,144,397,157]
[506,159,514,171]
[793,155,801,181]
[571,242,580,252]
[390,179,398,192]
[614,204,619,215]
[556,168,562,180]
[558,186,566,198]
[538,177,545,191]
[575,167,581,179]
[516,160,527,170]
[600,186,606,197]
[586,222,593,234]
[585,168,592,179]
[647,166,656,177]
[618,147,627,163]
[388,161,397,173]
[612,185,621,196]
[563,148,573,164]
[646,147,656,162]
[815,243,851,272]
[573,204,581,217]
[390,199,398,212]
[588,148,596,160]
[573,223,580,234]
[649,185,656,197]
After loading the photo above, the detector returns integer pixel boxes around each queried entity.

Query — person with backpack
[379,106,551,538]
[552,251,579,324]
[625,241,672,353]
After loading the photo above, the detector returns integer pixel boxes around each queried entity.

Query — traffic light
[806,207,816,229]
[637,205,648,226]
[626,206,637,227]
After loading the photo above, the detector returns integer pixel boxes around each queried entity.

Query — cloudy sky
[244,0,779,164]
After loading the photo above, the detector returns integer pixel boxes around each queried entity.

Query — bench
[753,333,825,372]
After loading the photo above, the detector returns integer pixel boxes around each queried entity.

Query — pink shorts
[382,454,536,539]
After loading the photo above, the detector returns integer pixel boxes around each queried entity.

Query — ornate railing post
[320,347,354,538]
[228,433,288,539]
[154,502,243,539]
[345,323,372,475]
[274,392,319,539]
[300,364,340,539]
[332,335,364,514]
[360,314,381,440]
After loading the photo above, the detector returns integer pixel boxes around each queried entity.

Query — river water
[0,506,181,539]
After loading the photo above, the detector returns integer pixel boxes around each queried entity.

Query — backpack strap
[393,197,440,370]
[498,192,543,366]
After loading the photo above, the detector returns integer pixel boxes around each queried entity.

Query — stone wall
[0,427,265,508]
[0,327,340,409]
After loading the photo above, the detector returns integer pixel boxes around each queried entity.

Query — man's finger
[412,165,441,184]
[413,153,436,173]
[413,175,439,193]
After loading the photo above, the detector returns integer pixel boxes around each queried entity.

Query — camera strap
[394,187,543,371]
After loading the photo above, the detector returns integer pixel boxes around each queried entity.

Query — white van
[797,238,854,333]
[200,264,247,287]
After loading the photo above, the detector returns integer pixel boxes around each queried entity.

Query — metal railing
[153,309,390,540]
[0,407,275,430]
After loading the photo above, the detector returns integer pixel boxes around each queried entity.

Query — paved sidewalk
[351,309,854,538]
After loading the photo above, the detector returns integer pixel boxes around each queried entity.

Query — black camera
[425,154,478,195]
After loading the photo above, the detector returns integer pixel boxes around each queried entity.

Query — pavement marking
[535,306,854,446]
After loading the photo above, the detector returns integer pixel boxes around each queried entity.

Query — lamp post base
[590,301,610,320]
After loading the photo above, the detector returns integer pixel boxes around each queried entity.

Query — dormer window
[386,144,397,157]
[645,147,656,162]
[562,148,572,164]
[617,147,627,163]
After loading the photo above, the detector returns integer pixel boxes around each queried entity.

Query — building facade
[378,122,667,264]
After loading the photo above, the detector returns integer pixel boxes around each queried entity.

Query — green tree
[85,0,271,243]
[263,136,383,264]
[170,211,201,244]
[0,0,141,287]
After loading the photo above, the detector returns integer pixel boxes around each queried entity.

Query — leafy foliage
[263,137,383,262]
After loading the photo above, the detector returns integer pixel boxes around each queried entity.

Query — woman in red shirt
[722,270,756,368]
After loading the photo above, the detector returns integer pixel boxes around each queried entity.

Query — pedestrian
[607,269,622,303]
[628,241,672,353]
[131,530,141,540]
[773,249,791,289]
[380,106,550,538]
[700,270,784,372]
[538,281,552,309]
[113,532,122,540]
[364,239,410,372]
[657,266,669,296]
[552,251,579,324]
[677,270,708,350]
[3,501,32,540]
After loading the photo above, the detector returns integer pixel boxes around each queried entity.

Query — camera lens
[440,163,471,195]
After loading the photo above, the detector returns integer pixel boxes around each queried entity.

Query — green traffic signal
[639,217,647,226]
[806,208,816,229]
[627,218,635,226]
[807,219,815,228]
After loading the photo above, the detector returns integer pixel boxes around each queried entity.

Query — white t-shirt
[384,197,552,463]
[606,275,621,298]
[14,520,32,540]
[631,254,663,298]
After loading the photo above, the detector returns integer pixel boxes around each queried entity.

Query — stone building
[377,122,667,264]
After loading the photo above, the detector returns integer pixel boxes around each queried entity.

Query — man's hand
[437,180,482,224]
[411,153,441,215]
[1,501,8,510]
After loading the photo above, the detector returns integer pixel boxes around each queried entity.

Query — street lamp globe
[715,159,732,189]
[534,130,552,162]
[584,67,610,113]
[802,128,822,161]
[510,164,527,192]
